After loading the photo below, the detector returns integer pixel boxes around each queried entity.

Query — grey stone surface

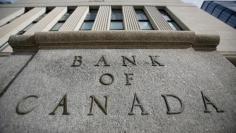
[0,49,235,133]
[0,54,33,97]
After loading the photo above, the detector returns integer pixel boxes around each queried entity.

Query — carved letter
[125,73,134,85]
[149,56,164,66]
[201,91,224,113]
[128,93,149,115]
[16,95,39,115]
[71,56,82,67]
[99,73,114,85]
[49,94,70,115]
[122,56,136,66]
[94,56,110,67]
[88,95,108,115]
[161,94,184,114]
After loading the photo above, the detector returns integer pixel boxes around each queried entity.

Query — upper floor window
[158,9,182,31]
[80,9,98,30]
[50,8,74,31]
[135,9,153,30]
[110,9,124,30]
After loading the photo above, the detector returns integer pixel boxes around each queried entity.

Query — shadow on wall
[0,0,16,4]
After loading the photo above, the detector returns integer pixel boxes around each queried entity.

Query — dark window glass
[50,23,63,31]
[226,15,236,28]
[219,9,234,22]
[110,8,124,30]
[159,9,182,31]
[110,21,124,30]
[201,1,212,10]
[212,6,225,17]
[206,3,218,14]
[80,22,94,30]
[111,9,123,20]
[85,10,98,20]
[135,9,153,30]
[136,10,148,20]
[59,13,70,22]
[80,9,98,30]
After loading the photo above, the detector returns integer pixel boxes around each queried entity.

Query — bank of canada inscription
[15,55,224,116]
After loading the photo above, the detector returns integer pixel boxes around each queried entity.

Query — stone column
[59,6,89,31]
[122,6,140,30]
[92,6,111,31]
[0,7,46,47]
[144,6,172,30]
[0,8,25,27]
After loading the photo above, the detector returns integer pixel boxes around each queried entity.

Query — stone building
[0,0,235,132]
[201,1,236,29]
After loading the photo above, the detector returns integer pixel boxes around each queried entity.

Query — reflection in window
[159,9,182,31]
[50,8,74,31]
[80,9,98,30]
[135,9,153,30]
[110,9,124,30]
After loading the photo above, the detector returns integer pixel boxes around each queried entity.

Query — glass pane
[206,2,218,14]
[212,6,225,17]
[159,10,171,21]
[59,13,70,22]
[110,21,124,30]
[85,10,98,20]
[219,9,233,22]
[139,21,152,30]
[136,10,148,20]
[111,9,123,20]
[80,22,94,30]
[50,23,63,31]
[168,22,181,31]
[226,15,236,28]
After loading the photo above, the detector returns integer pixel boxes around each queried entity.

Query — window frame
[135,8,153,30]
[110,8,124,30]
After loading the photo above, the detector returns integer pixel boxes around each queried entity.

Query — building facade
[0,0,236,132]
[201,1,236,29]
[0,0,235,65]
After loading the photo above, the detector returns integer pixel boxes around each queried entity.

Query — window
[80,9,98,30]
[50,8,74,31]
[159,9,182,31]
[201,1,212,10]
[227,15,236,28]
[219,9,234,22]
[135,9,153,30]
[110,9,124,30]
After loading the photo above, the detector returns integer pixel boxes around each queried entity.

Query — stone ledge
[8,31,219,52]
